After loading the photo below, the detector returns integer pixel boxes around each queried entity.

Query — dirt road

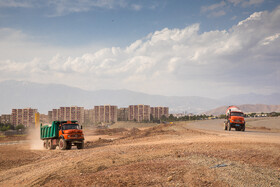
[0,118,279,186]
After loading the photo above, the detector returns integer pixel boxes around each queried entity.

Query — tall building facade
[84,109,94,124]
[11,108,38,127]
[49,106,85,124]
[94,105,117,123]
[47,111,53,123]
[150,107,169,120]
[128,105,150,122]
[117,108,128,121]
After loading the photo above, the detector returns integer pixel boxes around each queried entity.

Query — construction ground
[0,117,280,186]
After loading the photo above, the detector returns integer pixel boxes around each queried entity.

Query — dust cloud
[28,127,44,150]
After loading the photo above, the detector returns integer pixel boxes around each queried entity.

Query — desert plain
[0,117,280,186]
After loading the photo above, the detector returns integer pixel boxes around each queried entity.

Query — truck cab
[59,121,84,140]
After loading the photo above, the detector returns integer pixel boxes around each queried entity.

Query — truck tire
[43,140,48,149]
[49,140,56,150]
[59,139,67,150]
[224,122,227,130]
[66,142,72,150]
[77,141,84,149]
[47,140,52,150]
[242,125,245,132]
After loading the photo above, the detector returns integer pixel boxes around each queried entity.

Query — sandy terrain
[0,117,279,186]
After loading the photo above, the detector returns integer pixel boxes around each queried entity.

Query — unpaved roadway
[0,117,279,186]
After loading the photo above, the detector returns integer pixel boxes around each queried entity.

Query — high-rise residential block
[84,109,94,124]
[49,106,85,124]
[94,105,117,123]
[150,107,169,120]
[128,105,150,122]
[47,111,53,123]
[11,108,38,127]
[117,108,129,121]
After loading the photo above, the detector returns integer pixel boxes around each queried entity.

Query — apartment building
[47,111,53,123]
[150,107,169,120]
[94,105,117,123]
[128,105,150,122]
[84,109,94,124]
[0,114,12,124]
[117,108,128,121]
[11,108,38,127]
[51,109,60,121]
[49,106,85,124]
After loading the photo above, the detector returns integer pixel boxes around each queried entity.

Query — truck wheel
[242,125,245,131]
[43,140,48,149]
[66,142,72,150]
[224,122,227,130]
[49,140,56,150]
[228,124,231,131]
[47,140,52,150]
[59,139,67,150]
[77,141,84,149]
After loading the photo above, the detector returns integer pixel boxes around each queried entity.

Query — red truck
[41,120,84,150]
[224,106,245,131]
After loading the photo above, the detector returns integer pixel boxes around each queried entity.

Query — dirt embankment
[0,119,280,186]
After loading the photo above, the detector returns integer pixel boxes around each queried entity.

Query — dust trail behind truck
[40,120,84,150]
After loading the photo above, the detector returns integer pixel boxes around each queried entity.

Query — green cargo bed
[40,121,60,139]
[40,121,78,139]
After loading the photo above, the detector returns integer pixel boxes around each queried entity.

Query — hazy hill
[205,104,280,115]
[221,93,280,105]
[1,80,279,115]
[0,80,220,114]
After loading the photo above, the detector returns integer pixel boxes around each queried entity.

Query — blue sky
[1,0,278,47]
[0,0,280,98]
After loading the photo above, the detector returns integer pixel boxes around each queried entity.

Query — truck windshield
[231,112,244,117]
[62,124,79,130]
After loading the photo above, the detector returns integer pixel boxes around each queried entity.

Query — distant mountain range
[0,80,280,114]
[205,104,280,115]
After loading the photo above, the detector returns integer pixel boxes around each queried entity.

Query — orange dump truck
[40,120,84,150]
[224,106,245,131]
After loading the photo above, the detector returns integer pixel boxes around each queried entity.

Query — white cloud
[227,0,264,7]
[0,0,34,8]
[0,0,151,17]
[238,11,263,26]
[201,1,226,13]
[0,6,280,97]
[201,1,227,18]
[131,4,142,11]
[241,0,264,7]
[209,10,226,17]
[261,33,280,45]
[227,0,242,6]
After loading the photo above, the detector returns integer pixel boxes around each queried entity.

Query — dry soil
[0,117,279,186]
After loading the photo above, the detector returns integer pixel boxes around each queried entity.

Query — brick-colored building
[150,107,169,120]
[84,109,94,124]
[11,108,38,127]
[0,114,12,124]
[117,108,128,121]
[51,109,60,121]
[128,105,150,122]
[94,105,117,123]
[49,106,85,124]
[47,111,53,123]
